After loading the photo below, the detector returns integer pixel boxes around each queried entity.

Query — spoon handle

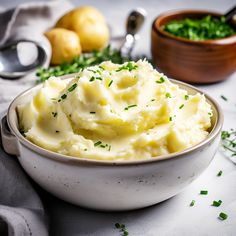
[224,5,236,22]
[120,8,146,58]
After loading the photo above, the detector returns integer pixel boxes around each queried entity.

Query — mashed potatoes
[18,60,212,161]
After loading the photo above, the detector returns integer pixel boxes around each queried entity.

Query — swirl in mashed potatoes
[18,60,212,161]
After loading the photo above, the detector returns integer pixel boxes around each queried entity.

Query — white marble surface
[1,0,236,235]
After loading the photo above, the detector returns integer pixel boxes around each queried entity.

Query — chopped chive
[68,83,77,92]
[115,223,120,229]
[212,200,222,207]
[84,148,87,151]
[151,99,155,102]
[217,170,223,176]
[124,104,137,110]
[97,70,102,75]
[96,77,102,80]
[200,190,208,195]
[108,80,113,87]
[115,223,129,235]
[108,145,111,151]
[179,104,184,109]
[90,111,96,114]
[99,65,105,70]
[100,145,106,148]
[165,92,171,98]
[116,61,138,72]
[89,76,95,82]
[220,95,228,101]
[208,112,212,116]
[156,77,165,83]
[219,212,228,220]
[58,99,61,102]
[87,69,97,73]
[190,200,195,206]
[61,94,67,100]
[94,141,102,147]
[124,231,129,236]
[55,130,60,133]
[52,112,57,117]
[184,95,189,100]
[87,67,101,75]
[169,116,172,121]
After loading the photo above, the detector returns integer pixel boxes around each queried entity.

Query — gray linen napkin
[0,1,73,235]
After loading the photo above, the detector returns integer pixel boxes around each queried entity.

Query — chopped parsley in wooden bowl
[151,10,236,84]
[163,15,235,41]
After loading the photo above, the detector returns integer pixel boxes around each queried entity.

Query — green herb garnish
[99,65,105,70]
[124,104,137,110]
[164,15,235,40]
[190,200,195,207]
[219,212,228,220]
[165,92,171,98]
[179,104,184,109]
[55,130,60,133]
[36,45,128,82]
[68,83,77,92]
[184,95,189,100]
[89,76,95,82]
[169,116,172,121]
[108,80,113,87]
[217,170,223,177]
[94,141,102,147]
[90,111,96,114]
[115,223,129,236]
[212,200,222,207]
[94,141,111,151]
[87,68,102,75]
[156,77,165,83]
[61,94,67,100]
[116,61,138,72]
[221,129,236,157]
[200,190,208,195]
[52,112,57,117]
[220,95,228,101]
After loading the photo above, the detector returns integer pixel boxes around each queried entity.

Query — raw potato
[56,6,109,52]
[45,28,82,65]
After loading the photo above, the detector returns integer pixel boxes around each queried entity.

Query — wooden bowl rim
[152,9,236,45]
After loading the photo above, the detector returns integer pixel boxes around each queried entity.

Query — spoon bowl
[0,40,48,79]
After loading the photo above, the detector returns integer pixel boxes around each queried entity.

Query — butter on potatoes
[18,60,212,161]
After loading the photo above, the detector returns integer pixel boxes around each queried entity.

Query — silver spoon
[0,40,47,79]
[120,8,146,58]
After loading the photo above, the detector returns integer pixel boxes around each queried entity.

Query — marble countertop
[1,0,236,235]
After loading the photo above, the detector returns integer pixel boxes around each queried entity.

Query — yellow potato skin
[45,28,82,65]
[56,6,109,52]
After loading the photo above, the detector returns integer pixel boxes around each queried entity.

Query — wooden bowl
[151,10,236,84]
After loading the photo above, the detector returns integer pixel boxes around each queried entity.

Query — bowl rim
[152,9,236,45]
[7,76,223,166]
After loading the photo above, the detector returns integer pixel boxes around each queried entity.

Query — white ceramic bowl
[1,78,223,211]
